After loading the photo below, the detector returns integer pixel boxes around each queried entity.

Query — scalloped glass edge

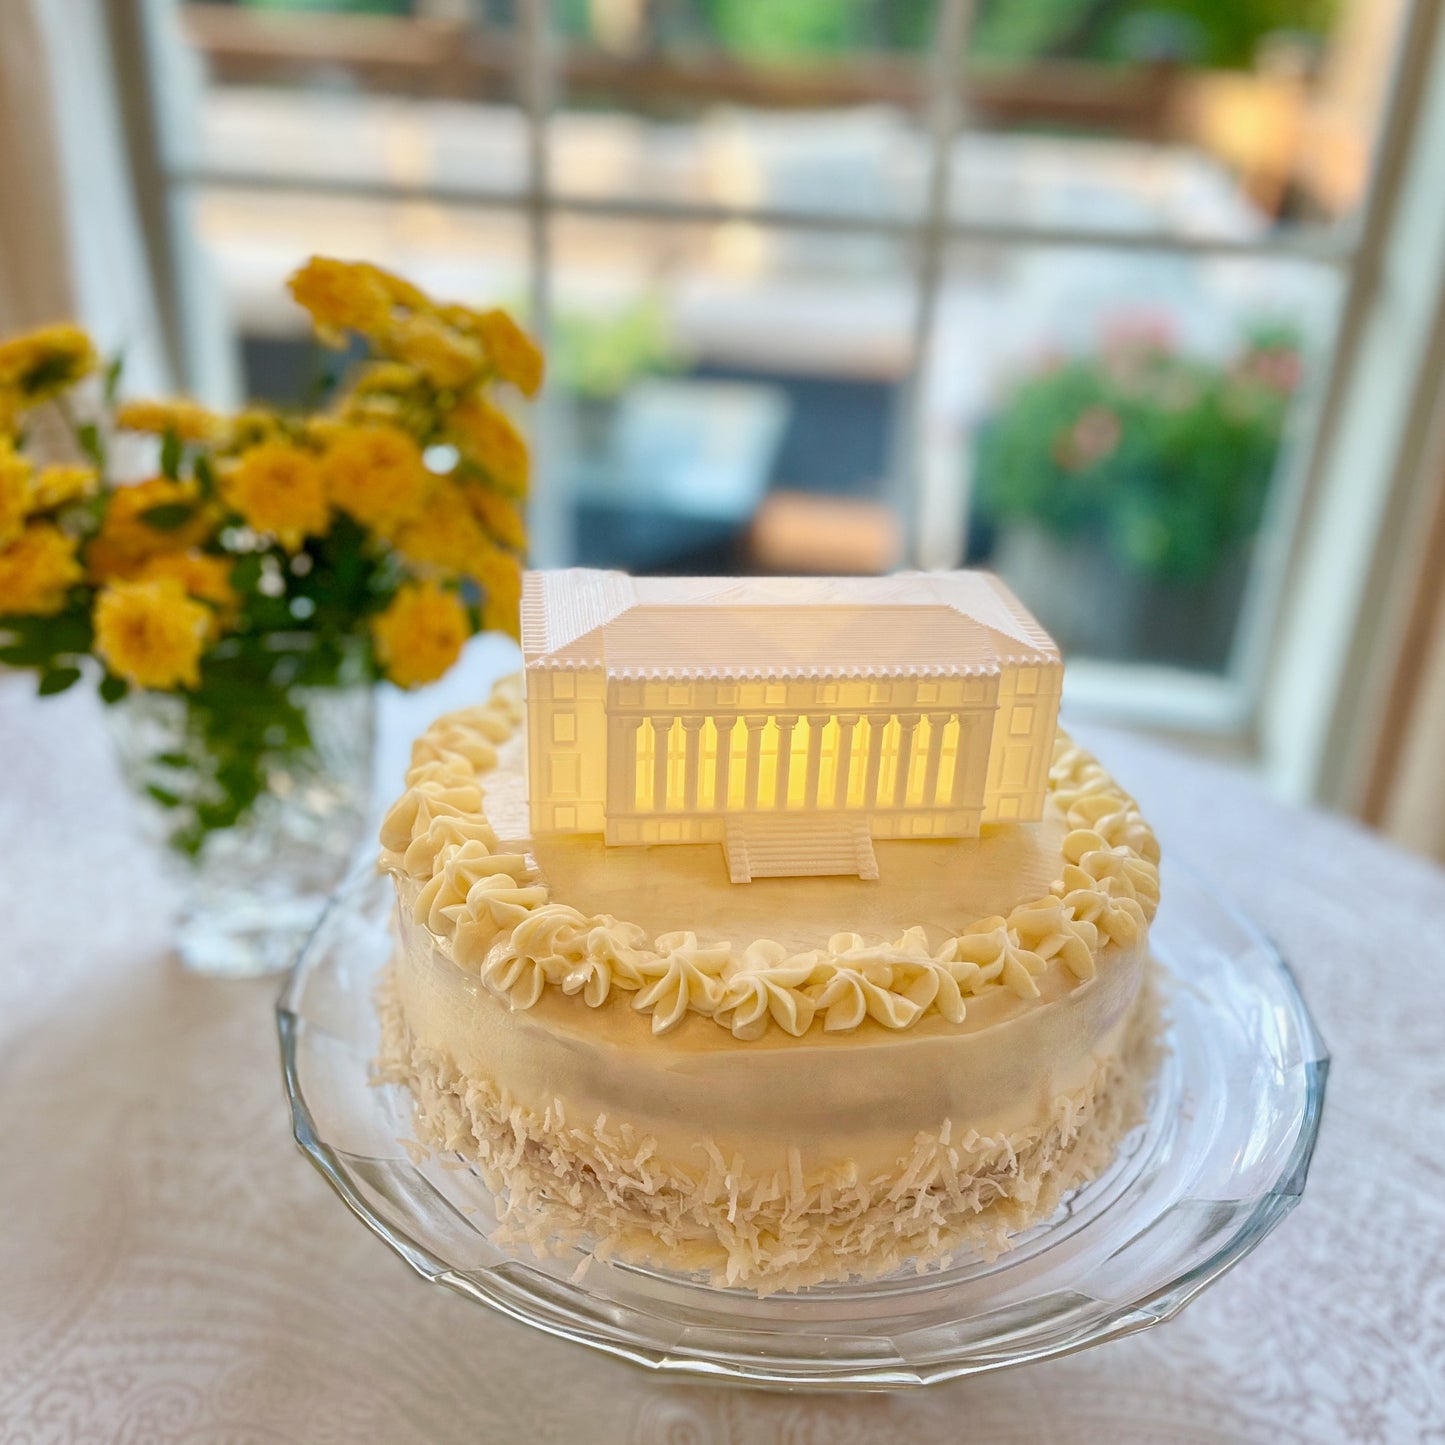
[277,858,1329,1391]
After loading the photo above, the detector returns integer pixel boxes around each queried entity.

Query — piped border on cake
[374,964,1162,1294]
[378,675,1161,1040]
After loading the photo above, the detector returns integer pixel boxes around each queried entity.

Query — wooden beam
[179,4,1180,135]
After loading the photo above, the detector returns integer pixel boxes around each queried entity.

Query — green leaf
[139,502,195,530]
[160,430,183,481]
[104,353,124,404]
[194,453,217,497]
[230,553,264,595]
[77,422,105,470]
[146,784,183,809]
[154,750,191,768]
[37,666,82,697]
[98,674,130,704]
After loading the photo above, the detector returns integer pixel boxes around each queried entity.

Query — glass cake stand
[277,860,1329,1391]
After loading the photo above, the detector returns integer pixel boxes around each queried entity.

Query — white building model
[521,569,1062,883]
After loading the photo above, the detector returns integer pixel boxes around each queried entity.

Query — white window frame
[109,0,1444,795]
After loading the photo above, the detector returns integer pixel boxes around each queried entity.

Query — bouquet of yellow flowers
[0,257,539,857]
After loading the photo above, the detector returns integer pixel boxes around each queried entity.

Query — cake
[376,569,1162,1292]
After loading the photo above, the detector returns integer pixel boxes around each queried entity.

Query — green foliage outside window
[553,0,1335,67]
[974,322,1301,582]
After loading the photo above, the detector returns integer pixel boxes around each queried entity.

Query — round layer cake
[376,675,1162,1292]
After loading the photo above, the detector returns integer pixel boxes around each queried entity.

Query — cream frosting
[376,951,1159,1290]
[378,675,1160,1041]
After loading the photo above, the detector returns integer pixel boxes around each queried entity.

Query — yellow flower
[87,477,210,580]
[0,440,33,546]
[371,580,471,690]
[223,441,329,546]
[131,550,237,622]
[114,397,221,443]
[388,313,483,390]
[336,391,407,430]
[322,423,429,532]
[221,408,287,453]
[475,309,544,397]
[360,263,429,311]
[0,524,81,617]
[349,360,422,397]
[462,482,527,551]
[392,481,491,579]
[94,577,210,690]
[448,396,528,494]
[0,323,97,401]
[288,257,393,340]
[475,541,523,641]
[32,463,98,511]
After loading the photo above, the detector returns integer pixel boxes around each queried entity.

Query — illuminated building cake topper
[521,569,1062,883]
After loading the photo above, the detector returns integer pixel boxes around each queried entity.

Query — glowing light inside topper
[521,570,1063,883]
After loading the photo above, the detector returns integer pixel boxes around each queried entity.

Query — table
[3,645,1444,1444]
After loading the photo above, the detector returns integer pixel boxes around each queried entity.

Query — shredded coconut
[375,967,1162,1295]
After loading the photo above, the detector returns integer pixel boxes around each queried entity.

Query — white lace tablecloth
[4,645,1444,1445]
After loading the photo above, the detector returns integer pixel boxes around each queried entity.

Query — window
[127,0,1426,742]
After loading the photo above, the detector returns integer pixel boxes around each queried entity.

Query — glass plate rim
[276,857,1330,1390]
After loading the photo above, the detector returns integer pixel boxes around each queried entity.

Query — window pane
[548,0,942,222]
[951,0,1413,239]
[178,2,528,196]
[542,213,916,574]
[933,243,1342,675]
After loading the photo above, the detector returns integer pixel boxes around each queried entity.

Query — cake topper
[521,570,1061,883]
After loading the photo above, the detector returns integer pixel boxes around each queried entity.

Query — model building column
[949,715,975,805]
[922,712,950,806]
[834,714,859,808]
[803,716,825,809]
[893,713,921,807]
[743,715,768,809]
[774,715,799,808]
[680,715,705,811]
[863,714,889,808]
[651,715,674,812]
[713,716,734,809]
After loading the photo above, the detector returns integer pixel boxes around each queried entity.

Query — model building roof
[521,569,1058,680]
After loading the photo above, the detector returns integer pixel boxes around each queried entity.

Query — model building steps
[724,816,878,884]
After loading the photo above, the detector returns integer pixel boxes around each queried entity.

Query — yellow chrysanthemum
[114,397,221,443]
[392,482,491,579]
[223,441,329,546]
[221,408,287,454]
[322,423,428,532]
[0,524,82,617]
[94,577,210,690]
[361,263,429,311]
[336,391,408,430]
[371,580,471,690]
[387,313,483,391]
[32,463,98,511]
[349,360,422,397]
[0,441,33,546]
[475,540,523,641]
[475,309,544,397]
[131,550,237,622]
[463,483,528,552]
[448,396,528,494]
[0,323,97,401]
[287,257,393,340]
[86,477,210,580]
